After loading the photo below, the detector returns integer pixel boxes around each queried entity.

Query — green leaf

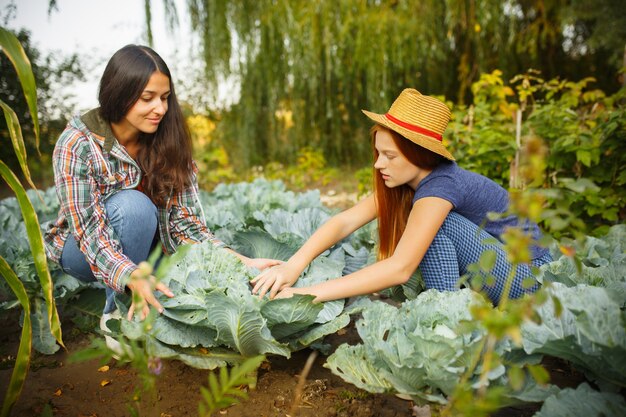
[198,355,265,415]
[144,338,241,370]
[0,256,32,417]
[31,297,60,354]
[204,292,290,357]
[326,290,497,404]
[232,229,296,261]
[479,250,497,271]
[527,364,549,386]
[0,161,63,350]
[0,100,37,191]
[522,277,537,289]
[507,366,525,391]
[0,27,40,149]
[325,344,394,394]
[575,150,592,167]
[261,295,322,340]
[521,283,626,388]
[291,312,350,349]
[151,315,219,348]
[552,295,563,318]
[534,383,626,417]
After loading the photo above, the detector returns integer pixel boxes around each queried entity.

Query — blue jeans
[60,190,158,313]
[420,212,552,305]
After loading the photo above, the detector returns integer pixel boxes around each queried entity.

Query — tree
[149,0,623,169]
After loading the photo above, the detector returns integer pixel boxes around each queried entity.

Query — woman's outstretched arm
[251,194,378,298]
[275,197,452,302]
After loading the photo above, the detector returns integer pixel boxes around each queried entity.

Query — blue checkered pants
[420,212,552,304]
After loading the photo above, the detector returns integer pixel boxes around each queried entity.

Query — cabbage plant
[106,179,375,367]
[114,239,354,368]
[533,383,626,417]
[520,282,626,390]
[325,289,555,405]
[0,179,374,357]
[538,224,626,300]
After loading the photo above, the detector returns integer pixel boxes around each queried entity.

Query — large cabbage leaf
[520,283,626,389]
[253,207,330,245]
[326,289,550,405]
[533,383,626,417]
[199,179,325,233]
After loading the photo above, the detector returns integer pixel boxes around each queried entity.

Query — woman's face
[374,129,423,190]
[123,71,170,136]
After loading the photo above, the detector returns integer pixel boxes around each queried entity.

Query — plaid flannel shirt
[44,109,225,293]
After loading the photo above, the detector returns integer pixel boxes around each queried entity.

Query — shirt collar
[80,108,116,153]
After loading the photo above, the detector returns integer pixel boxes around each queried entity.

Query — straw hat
[362,88,454,160]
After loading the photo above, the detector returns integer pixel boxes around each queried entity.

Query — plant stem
[288,350,318,416]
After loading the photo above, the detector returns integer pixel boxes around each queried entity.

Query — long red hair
[371,125,445,260]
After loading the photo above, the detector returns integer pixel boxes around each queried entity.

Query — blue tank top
[412,161,548,259]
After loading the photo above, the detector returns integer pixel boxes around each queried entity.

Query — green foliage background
[446,70,626,235]
[171,0,626,168]
[1,1,625,232]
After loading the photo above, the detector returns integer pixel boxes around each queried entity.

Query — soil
[0,310,411,417]
[0,302,588,417]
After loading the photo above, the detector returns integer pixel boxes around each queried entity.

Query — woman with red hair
[252,88,551,305]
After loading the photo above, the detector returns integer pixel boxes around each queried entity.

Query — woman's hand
[226,249,282,271]
[274,286,322,301]
[242,257,283,270]
[274,287,300,299]
[126,269,174,321]
[250,262,302,299]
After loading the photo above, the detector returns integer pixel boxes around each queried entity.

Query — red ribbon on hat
[385,113,442,141]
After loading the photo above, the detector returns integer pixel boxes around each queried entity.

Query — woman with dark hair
[251,88,551,305]
[44,45,279,333]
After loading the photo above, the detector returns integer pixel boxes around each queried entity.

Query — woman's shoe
[99,310,124,358]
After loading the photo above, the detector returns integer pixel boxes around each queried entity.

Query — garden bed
[0,305,587,417]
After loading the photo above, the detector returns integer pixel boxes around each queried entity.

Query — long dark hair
[372,124,445,260]
[99,44,192,206]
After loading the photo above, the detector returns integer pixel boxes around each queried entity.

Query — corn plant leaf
[0,256,32,417]
[0,161,63,349]
[0,27,40,148]
[0,100,37,191]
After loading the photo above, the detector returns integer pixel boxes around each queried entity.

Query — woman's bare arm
[251,195,378,298]
[275,197,452,302]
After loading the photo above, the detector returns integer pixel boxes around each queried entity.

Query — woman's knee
[421,232,461,291]
[105,190,158,235]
